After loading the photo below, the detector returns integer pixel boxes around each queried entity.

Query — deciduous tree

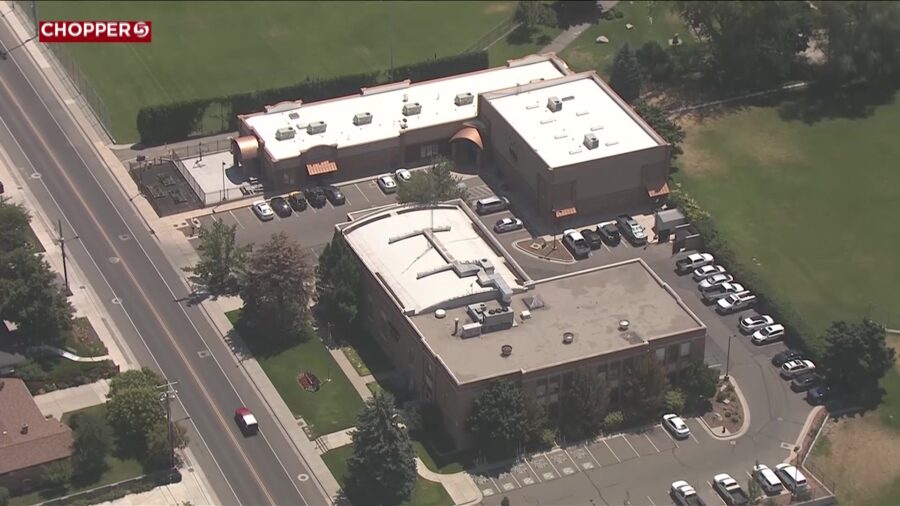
[813,1,900,86]
[676,360,719,404]
[633,100,686,158]
[344,393,417,506]
[664,388,687,413]
[623,356,669,420]
[106,368,166,457]
[515,1,557,30]
[186,218,249,297]
[467,381,528,458]
[609,42,642,102]
[821,319,896,398]
[636,41,674,82]
[397,156,468,207]
[70,411,111,483]
[0,248,73,345]
[561,369,610,440]
[239,233,314,347]
[0,197,32,254]
[316,232,360,331]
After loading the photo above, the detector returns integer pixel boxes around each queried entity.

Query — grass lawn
[488,24,562,67]
[11,405,144,506]
[322,445,453,506]
[366,381,383,397]
[342,346,371,376]
[560,1,692,76]
[226,310,363,437]
[37,1,516,142]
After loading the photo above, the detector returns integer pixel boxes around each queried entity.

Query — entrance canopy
[554,206,577,219]
[307,160,338,176]
[450,127,483,150]
[647,181,670,198]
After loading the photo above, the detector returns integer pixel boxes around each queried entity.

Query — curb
[697,375,751,441]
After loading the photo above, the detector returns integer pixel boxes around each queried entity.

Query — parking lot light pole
[725,334,734,380]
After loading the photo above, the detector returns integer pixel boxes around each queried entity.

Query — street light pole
[725,333,733,380]
[158,381,179,472]
[221,161,226,202]
[58,218,70,295]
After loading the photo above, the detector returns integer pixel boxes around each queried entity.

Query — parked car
[562,229,591,259]
[394,168,412,182]
[772,349,804,367]
[287,191,307,211]
[377,174,398,193]
[752,464,784,496]
[716,291,757,314]
[740,315,775,333]
[269,196,292,217]
[304,186,327,207]
[781,359,816,379]
[581,229,604,250]
[597,223,621,246]
[698,273,734,290]
[323,185,346,205]
[475,196,510,215]
[234,407,259,435]
[807,385,829,405]
[692,264,726,281]
[751,324,785,345]
[494,217,524,234]
[790,373,822,392]
[662,413,691,439]
[616,214,648,245]
[251,200,274,221]
[671,481,706,506]
[676,253,715,274]
[775,464,808,493]
[713,474,750,506]
[702,282,746,302]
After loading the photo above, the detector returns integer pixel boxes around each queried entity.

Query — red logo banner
[39,21,152,43]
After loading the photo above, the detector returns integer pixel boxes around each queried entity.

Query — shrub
[716,391,729,403]
[613,8,624,19]
[664,388,686,413]
[43,460,73,492]
[602,411,625,432]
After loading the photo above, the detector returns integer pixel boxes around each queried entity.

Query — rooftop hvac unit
[460,322,482,339]
[583,133,599,150]
[547,96,562,112]
[288,112,299,120]
[454,92,474,106]
[275,127,296,141]
[307,121,327,135]
[605,140,619,147]
[353,112,373,126]
[402,102,422,116]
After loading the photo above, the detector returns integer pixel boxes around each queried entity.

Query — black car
[269,197,292,217]
[597,223,621,246]
[771,349,803,367]
[323,185,346,205]
[790,373,822,392]
[581,229,604,250]
[807,385,829,405]
[304,186,327,208]
[287,191,307,211]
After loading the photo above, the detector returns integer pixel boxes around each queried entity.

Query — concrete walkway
[34,379,110,420]
[541,22,592,54]
[416,458,483,506]
[327,346,374,401]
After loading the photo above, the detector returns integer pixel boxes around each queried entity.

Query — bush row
[669,183,819,357]
[18,358,119,395]
[42,469,181,506]
[136,51,489,145]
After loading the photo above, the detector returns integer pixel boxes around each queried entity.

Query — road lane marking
[0,72,302,504]
[622,435,640,458]
[603,439,621,463]
[644,433,661,453]
[229,210,245,229]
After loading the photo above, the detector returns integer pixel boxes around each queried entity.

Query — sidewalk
[34,379,110,420]
[328,346,374,401]
[541,22,592,54]
[96,447,222,506]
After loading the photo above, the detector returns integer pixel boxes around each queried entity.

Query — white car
[740,314,775,333]
[753,464,784,495]
[676,253,714,273]
[662,413,691,439]
[251,200,274,221]
[702,282,746,302]
[713,474,749,505]
[493,217,524,233]
[562,229,591,259]
[377,175,398,193]
[781,359,815,379]
[671,480,705,506]
[716,291,756,313]
[394,168,412,182]
[692,264,726,281]
[775,463,808,492]
[698,273,734,290]
[751,324,785,345]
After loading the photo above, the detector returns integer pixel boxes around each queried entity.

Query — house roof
[0,378,73,475]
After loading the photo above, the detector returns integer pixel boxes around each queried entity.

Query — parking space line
[524,459,542,483]
[690,432,701,444]
[603,439,621,463]
[542,453,562,477]
[646,496,657,506]
[229,210,245,229]
[583,443,602,468]
[661,426,680,448]
[489,477,502,494]
[644,433,661,453]
[708,482,727,505]
[508,471,522,488]
[745,471,754,479]
[621,435,640,458]
[355,183,370,203]
[343,193,353,207]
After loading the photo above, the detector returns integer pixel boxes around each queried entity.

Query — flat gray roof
[412,259,706,384]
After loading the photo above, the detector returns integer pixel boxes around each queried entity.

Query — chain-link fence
[167,137,232,162]
[12,1,114,139]
[461,14,519,54]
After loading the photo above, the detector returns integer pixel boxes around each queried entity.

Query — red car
[234,407,259,435]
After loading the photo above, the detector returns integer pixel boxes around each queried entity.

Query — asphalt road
[0,27,327,506]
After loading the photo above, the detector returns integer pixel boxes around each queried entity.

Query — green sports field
[38,1,517,142]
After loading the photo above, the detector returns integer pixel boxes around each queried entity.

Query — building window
[609,362,620,381]
[680,341,692,358]
[420,143,439,159]
[667,344,680,364]
[655,348,666,362]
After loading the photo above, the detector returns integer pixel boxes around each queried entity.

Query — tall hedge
[136,51,489,146]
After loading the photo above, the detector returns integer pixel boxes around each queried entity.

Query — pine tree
[609,42,642,102]
[344,393,417,506]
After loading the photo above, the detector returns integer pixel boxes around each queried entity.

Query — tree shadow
[505,24,534,46]
[553,1,601,29]
[778,81,898,125]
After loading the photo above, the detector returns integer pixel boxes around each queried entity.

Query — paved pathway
[541,22,592,54]
[34,379,110,420]
[327,345,374,401]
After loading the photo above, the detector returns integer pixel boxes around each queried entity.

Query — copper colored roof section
[232,136,259,162]
[647,181,670,198]
[450,127,484,150]
[307,160,338,176]
[554,206,577,218]
[0,378,73,475]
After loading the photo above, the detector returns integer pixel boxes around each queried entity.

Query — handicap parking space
[470,472,502,498]
[526,454,561,482]
[509,461,540,486]
[545,449,579,477]
[565,444,600,471]
[493,470,520,494]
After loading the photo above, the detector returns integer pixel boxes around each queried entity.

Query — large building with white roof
[339,201,706,448]
[232,53,671,222]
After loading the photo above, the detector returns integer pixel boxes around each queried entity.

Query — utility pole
[725,334,733,380]
[58,218,70,295]
[158,381,179,472]
[221,161,227,202]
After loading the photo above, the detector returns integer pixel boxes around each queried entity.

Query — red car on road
[234,407,259,436]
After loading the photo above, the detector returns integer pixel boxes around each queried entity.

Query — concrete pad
[526,454,560,481]
[625,432,659,456]
[606,434,640,461]
[587,439,621,466]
